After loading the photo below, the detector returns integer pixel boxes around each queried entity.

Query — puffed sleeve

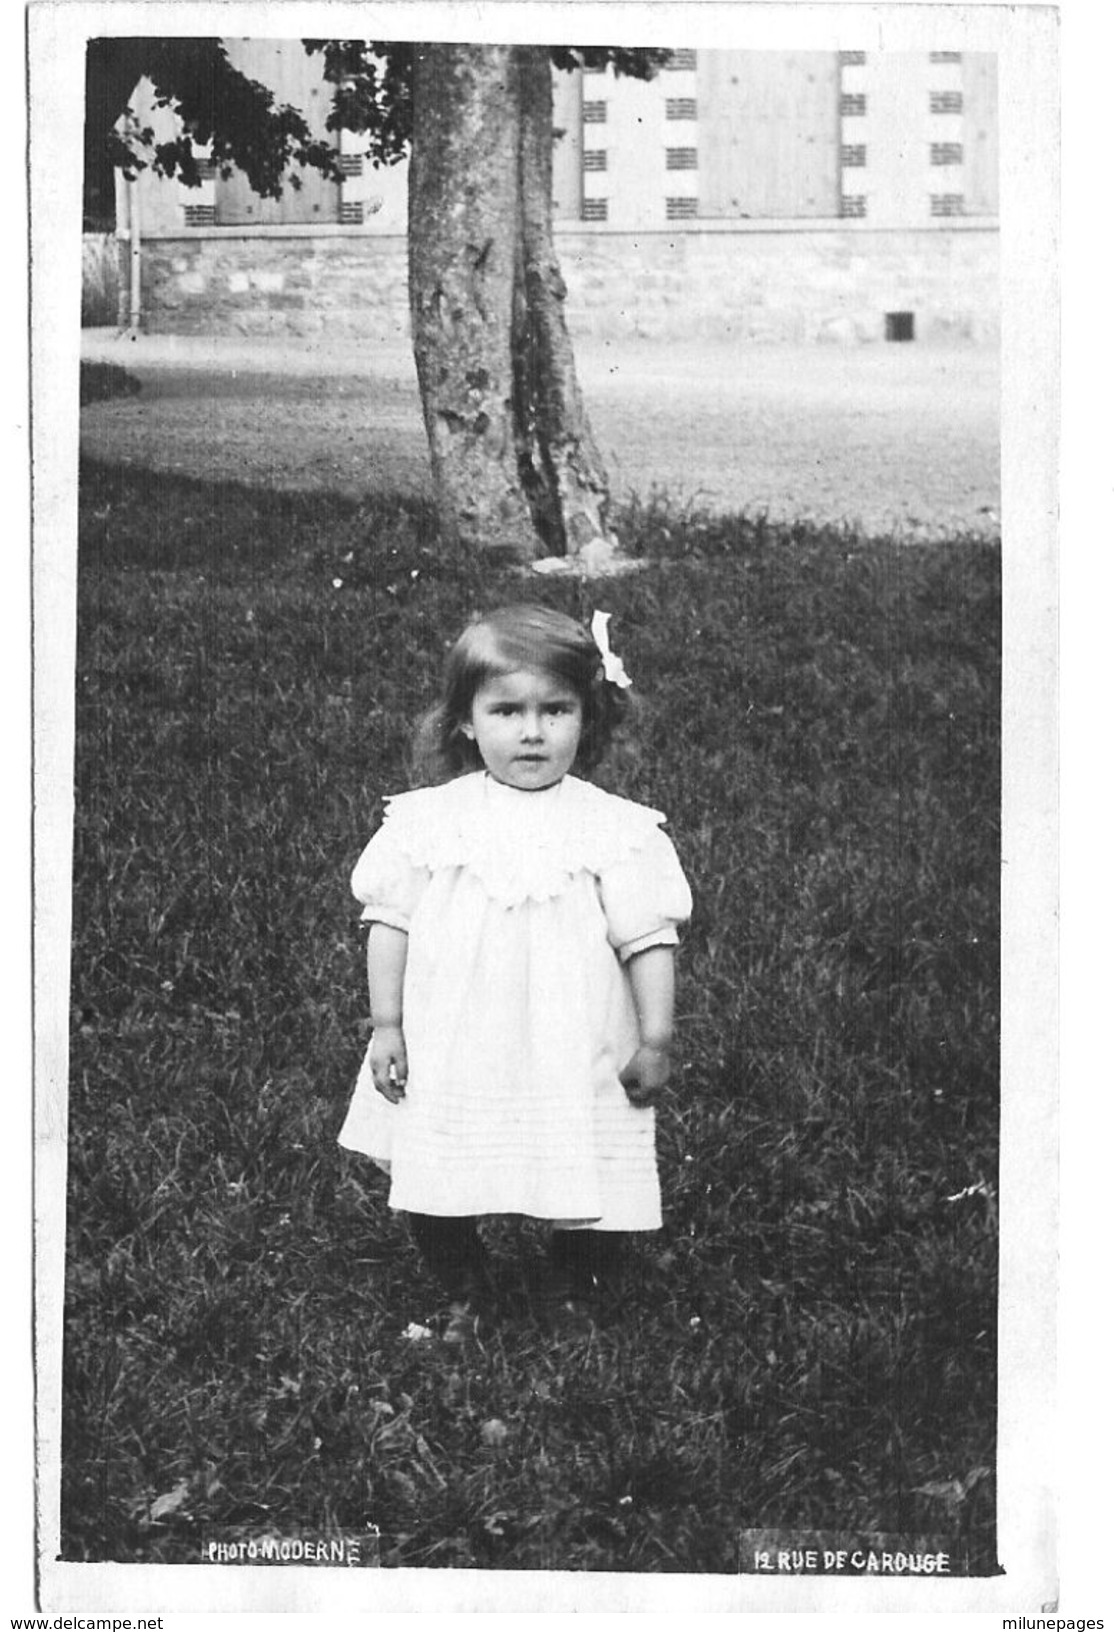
[350,822,431,931]
[597,823,693,963]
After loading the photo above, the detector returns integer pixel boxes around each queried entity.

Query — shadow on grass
[80,362,143,407]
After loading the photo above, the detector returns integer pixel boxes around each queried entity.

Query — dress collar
[380,772,666,907]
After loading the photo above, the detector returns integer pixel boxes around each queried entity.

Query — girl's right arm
[367,923,409,1103]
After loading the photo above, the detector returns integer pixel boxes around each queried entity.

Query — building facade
[88,43,999,344]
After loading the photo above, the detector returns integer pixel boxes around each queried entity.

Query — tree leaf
[149,1478,191,1521]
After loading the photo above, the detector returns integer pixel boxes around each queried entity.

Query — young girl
[338,604,691,1340]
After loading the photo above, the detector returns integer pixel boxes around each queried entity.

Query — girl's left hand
[620,1043,672,1107]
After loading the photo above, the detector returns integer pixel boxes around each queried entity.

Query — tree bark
[513,46,613,556]
[408,44,613,561]
[409,45,538,560]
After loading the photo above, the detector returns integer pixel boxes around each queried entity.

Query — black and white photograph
[27,0,1064,1616]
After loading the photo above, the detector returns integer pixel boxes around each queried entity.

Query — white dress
[337,772,692,1230]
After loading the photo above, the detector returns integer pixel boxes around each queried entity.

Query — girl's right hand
[370,1024,408,1103]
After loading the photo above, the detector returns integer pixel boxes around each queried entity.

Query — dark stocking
[409,1214,487,1302]
[549,1228,629,1302]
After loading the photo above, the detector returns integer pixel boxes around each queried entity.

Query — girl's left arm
[620,944,677,1107]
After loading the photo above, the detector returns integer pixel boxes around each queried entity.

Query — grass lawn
[63,460,1001,1571]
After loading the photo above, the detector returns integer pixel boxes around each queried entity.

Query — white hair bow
[590,611,633,690]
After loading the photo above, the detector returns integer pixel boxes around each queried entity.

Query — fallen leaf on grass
[148,1479,191,1522]
[915,1467,991,1509]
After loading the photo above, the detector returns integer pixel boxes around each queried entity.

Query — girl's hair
[411,604,630,783]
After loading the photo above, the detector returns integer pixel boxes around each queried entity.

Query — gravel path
[80,329,1000,540]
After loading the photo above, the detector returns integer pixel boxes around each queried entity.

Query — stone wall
[121,223,998,345]
[135,233,412,343]
[561,224,999,344]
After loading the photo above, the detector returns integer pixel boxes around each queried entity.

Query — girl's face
[462,667,584,791]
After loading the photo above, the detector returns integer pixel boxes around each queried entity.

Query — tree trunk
[409,45,537,560]
[408,44,614,561]
[513,46,613,556]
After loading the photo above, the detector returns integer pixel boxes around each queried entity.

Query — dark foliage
[87,38,340,197]
[86,38,673,193]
